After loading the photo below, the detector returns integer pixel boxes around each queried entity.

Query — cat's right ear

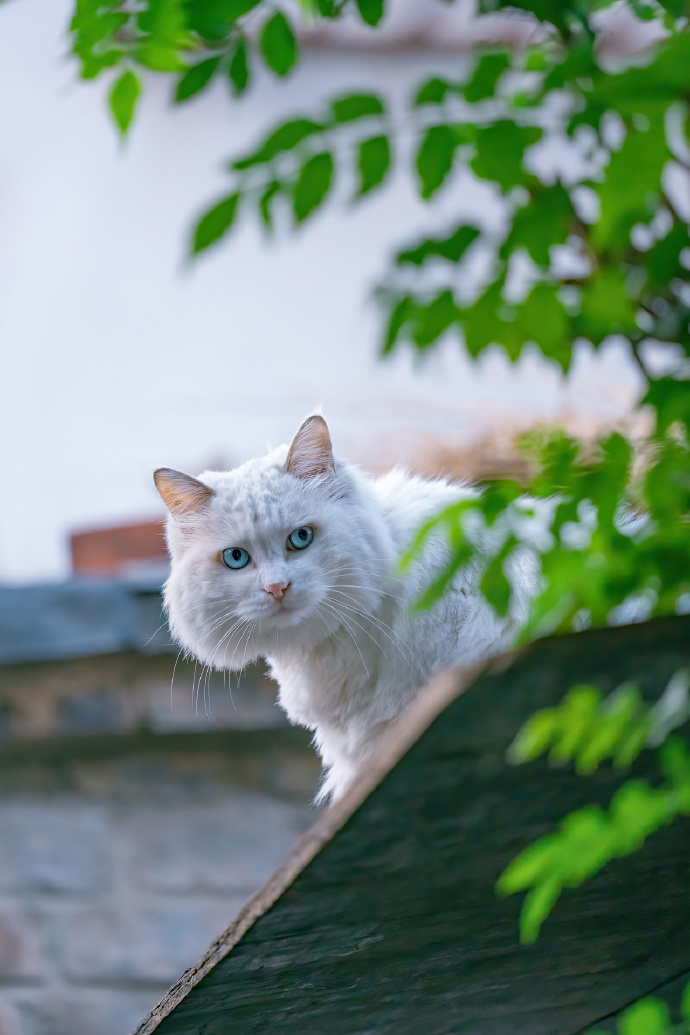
[153,468,215,519]
[286,415,336,481]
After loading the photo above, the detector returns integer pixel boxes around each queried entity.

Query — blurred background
[0,0,652,1032]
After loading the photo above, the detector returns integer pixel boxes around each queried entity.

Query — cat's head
[154,415,393,670]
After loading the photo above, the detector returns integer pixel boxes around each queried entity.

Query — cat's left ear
[154,468,216,519]
[286,415,336,480]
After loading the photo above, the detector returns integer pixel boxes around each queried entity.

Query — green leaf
[480,548,512,617]
[382,296,414,354]
[548,685,602,765]
[644,221,690,289]
[644,378,690,436]
[514,283,571,370]
[681,979,690,1020]
[500,184,575,266]
[232,119,323,170]
[411,291,460,349]
[355,0,384,26]
[416,124,458,199]
[293,152,333,222]
[192,193,240,254]
[259,181,281,230]
[357,136,391,196]
[70,1,127,79]
[397,225,480,266]
[331,93,385,123]
[471,121,541,192]
[185,0,260,39]
[496,836,558,894]
[414,77,452,106]
[618,998,670,1035]
[175,57,219,103]
[137,42,187,72]
[577,268,637,344]
[520,876,562,944]
[260,12,297,77]
[592,121,670,253]
[463,51,511,103]
[506,708,560,764]
[229,40,250,96]
[109,70,141,137]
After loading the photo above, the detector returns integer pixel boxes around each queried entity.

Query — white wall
[0,0,643,582]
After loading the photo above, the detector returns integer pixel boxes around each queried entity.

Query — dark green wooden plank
[137,616,690,1035]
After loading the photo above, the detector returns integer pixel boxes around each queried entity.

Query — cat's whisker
[202,606,242,638]
[323,600,392,667]
[209,617,247,671]
[333,583,447,630]
[328,591,423,674]
[319,601,370,678]
[169,650,182,716]
[314,605,347,648]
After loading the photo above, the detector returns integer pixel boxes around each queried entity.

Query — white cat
[155,415,531,803]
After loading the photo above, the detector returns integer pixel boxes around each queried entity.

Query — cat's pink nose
[265,581,290,602]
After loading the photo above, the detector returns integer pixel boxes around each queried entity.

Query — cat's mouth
[265,593,321,629]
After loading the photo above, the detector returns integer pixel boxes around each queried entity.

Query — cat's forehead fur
[193,446,336,538]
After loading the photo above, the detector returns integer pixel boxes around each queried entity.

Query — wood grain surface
[133,616,690,1035]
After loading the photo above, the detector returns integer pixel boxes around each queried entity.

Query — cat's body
[155,416,531,802]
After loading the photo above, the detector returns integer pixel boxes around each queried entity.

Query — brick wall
[0,653,320,1035]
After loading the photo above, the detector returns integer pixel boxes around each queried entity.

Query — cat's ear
[286,415,336,480]
[154,468,215,519]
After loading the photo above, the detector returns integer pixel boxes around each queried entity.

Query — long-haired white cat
[154,415,530,803]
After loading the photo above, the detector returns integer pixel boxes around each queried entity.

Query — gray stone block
[0,1002,21,1035]
[60,900,243,984]
[58,692,125,734]
[0,804,110,894]
[126,795,312,893]
[21,991,160,1035]
[0,910,41,979]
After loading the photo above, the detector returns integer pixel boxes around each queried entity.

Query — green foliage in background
[69,0,386,135]
[498,670,690,941]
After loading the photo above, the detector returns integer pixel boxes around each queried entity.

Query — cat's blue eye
[287,526,314,551]
[221,547,250,569]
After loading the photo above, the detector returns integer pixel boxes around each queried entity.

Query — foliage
[589,982,690,1035]
[69,0,384,128]
[498,670,690,942]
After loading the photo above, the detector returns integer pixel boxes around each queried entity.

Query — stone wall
[0,651,320,1035]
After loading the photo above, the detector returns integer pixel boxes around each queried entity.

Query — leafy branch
[497,671,690,944]
[69,0,387,137]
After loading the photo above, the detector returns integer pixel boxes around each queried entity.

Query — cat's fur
[155,416,532,803]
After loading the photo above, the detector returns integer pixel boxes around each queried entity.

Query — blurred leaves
[498,715,690,942]
[68,0,402,133]
[109,69,141,136]
[175,56,219,101]
[588,983,690,1035]
[357,136,391,196]
[260,12,297,77]
[294,151,333,221]
[192,192,240,253]
[417,124,461,199]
